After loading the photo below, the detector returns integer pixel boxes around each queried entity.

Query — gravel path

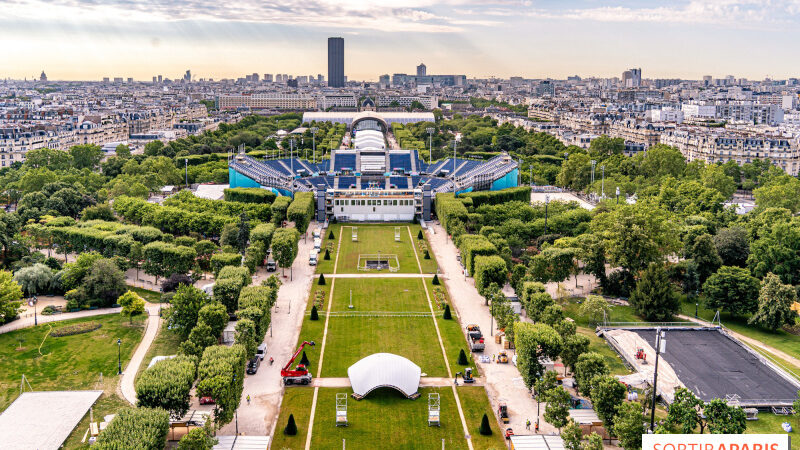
[119,304,164,404]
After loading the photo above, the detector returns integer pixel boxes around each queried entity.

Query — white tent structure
[347,353,421,399]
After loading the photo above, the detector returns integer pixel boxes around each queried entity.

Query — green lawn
[309,387,469,450]
[63,393,131,449]
[327,225,424,274]
[330,277,430,312]
[428,278,478,376]
[128,286,162,304]
[270,387,315,450]
[562,297,642,328]
[578,327,630,376]
[0,314,146,411]
[459,386,507,450]
[745,413,798,449]
[135,324,183,382]
[680,299,800,364]
[314,224,341,274]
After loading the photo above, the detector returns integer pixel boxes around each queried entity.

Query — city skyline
[3,0,800,81]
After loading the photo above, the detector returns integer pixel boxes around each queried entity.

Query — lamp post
[695,302,698,318]
[534,387,540,432]
[591,159,596,186]
[601,165,605,198]
[233,373,239,435]
[184,158,188,187]
[117,338,122,375]
[649,329,666,432]
[544,194,550,235]
[310,127,319,164]
[453,140,457,177]
[426,127,434,164]
[616,186,620,205]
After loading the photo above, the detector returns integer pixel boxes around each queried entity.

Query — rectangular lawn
[333,225,423,274]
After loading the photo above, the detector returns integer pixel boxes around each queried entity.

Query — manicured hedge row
[94,407,170,450]
[196,344,247,426]
[250,223,276,250]
[211,253,241,277]
[114,196,236,237]
[135,355,198,419]
[215,266,251,313]
[224,187,277,204]
[474,255,508,294]
[164,191,271,222]
[287,192,315,233]
[435,193,469,234]
[461,186,531,208]
[45,221,164,258]
[457,234,498,276]
[238,285,274,338]
[51,321,101,337]
[142,241,197,279]
[271,196,292,225]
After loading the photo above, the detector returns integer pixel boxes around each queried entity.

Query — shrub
[318,274,326,285]
[458,234,497,276]
[300,351,310,367]
[424,250,431,259]
[328,230,334,239]
[435,193,468,235]
[457,349,468,365]
[214,277,245,314]
[135,355,198,419]
[473,255,508,295]
[41,305,57,315]
[224,187,276,204]
[285,414,298,435]
[479,413,492,435]
[443,304,452,319]
[324,249,330,260]
[51,321,101,337]
[417,230,423,240]
[94,408,170,450]
[217,266,251,288]
[250,223,276,250]
[462,186,531,208]
[211,253,242,278]
[162,273,193,293]
[310,305,319,320]
[271,196,292,225]
[286,192,315,234]
[432,274,440,285]
[196,345,246,426]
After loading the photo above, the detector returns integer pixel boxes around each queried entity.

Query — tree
[443,304,451,319]
[300,350,310,367]
[272,228,299,275]
[541,304,564,326]
[0,270,23,325]
[12,263,53,296]
[417,230,423,239]
[526,292,554,323]
[237,213,250,255]
[479,413,492,435]
[284,414,298,435]
[702,266,760,315]
[579,295,609,325]
[589,375,626,428]
[136,355,198,419]
[613,401,645,450]
[514,322,563,389]
[750,273,797,330]
[530,247,576,284]
[702,164,736,199]
[585,433,603,450]
[688,234,722,284]
[561,334,590,375]
[162,273,193,293]
[589,135,625,157]
[754,176,800,213]
[177,427,217,450]
[69,144,105,170]
[457,349,468,365]
[535,370,559,399]
[84,258,127,307]
[561,420,583,450]
[705,398,746,434]
[198,302,228,337]
[115,144,132,159]
[667,387,705,434]
[432,274,440,285]
[714,227,749,267]
[544,386,571,432]
[23,147,73,170]
[318,274,325,285]
[574,352,609,394]
[629,263,679,321]
[118,290,145,323]
[310,304,319,320]
[180,322,218,358]
[234,318,258,359]
[168,285,211,338]
[328,230,335,239]
[748,217,800,284]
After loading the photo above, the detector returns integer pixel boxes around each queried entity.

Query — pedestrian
[492,354,495,362]
[535,421,539,433]
[526,419,531,430]
[246,395,251,405]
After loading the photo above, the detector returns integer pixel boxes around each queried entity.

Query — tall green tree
[573,352,609,395]
[667,387,706,434]
[750,273,797,330]
[688,234,722,284]
[69,144,105,170]
[561,334,590,375]
[514,322,563,389]
[613,401,645,450]
[117,290,146,324]
[590,374,626,429]
[0,270,23,325]
[713,227,749,267]
[543,386,571,432]
[237,213,250,255]
[705,398,747,434]
[168,285,211,338]
[629,263,679,321]
[702,266,760,315]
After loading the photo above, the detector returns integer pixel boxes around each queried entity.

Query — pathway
[319,273,435,278]
[427,222,560,435]
[119,303,164,404]
[678,314,800,370]
[0,307,122,335]
[216,228,319,437]
[531,191,594,210]
[310,377,485,388]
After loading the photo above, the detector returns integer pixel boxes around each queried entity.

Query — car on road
[256,343,267,361]
[199,396,215,405]
[266,258,277,272]
[246,356,261,375]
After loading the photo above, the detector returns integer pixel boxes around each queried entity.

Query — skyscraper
[416,63,426,77]
[328,37,344,88]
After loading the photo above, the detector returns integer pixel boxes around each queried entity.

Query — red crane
[281,341,315,385]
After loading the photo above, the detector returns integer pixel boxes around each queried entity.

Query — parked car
[199,396,215,405]
[246,356,261,375]
[256,343,267,361]
[266,258,277,272]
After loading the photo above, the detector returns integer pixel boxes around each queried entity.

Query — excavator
[282,341,316,385]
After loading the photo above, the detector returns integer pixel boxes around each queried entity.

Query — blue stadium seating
[334,154,356,171]
[389,154,412,173]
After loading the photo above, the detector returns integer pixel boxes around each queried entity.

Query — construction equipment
[462,367,475,383]
[635,347,647,363]
[466,324,485,352]
[498,403,509,423]
[281,341,316,385]
[505,428,514,440]
[497,351,509,364]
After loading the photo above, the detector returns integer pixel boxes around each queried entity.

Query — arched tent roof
[351,112,389,132]
[347,353,421,399]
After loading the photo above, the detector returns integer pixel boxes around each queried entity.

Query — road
[427,223,560,435]
[216,228,318,437]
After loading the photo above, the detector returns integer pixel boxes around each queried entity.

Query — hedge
[135,355,198,419]
[51,321,102,337]
[224,187,277,204]
[238,285,275,337]
[250,223,276,250]
[435,193,469,234]
[113,195,236,237]
[457,234,498,276]
[164,191,271,222]
[214,277,245,314]
[271,196,292,225]
[287,192,315,234]
[218,265,251,288]
[142,241,197,280]
[211,253,242,277]
[196,345,247,426]
[94,407,170,450]
[461,186,531,208]
[474,255,508,294]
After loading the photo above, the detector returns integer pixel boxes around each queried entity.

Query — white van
[309,250,318,265]
[313,238,322,250]
[313,228,321,239]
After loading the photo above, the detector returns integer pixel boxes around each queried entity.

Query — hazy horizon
[3,0,800,81]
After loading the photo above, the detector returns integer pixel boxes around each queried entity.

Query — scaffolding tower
[336,393,348,427]
[428,393,440,427]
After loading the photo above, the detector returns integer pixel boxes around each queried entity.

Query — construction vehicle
[498,403,509,424]
[466,324,485,352]
[497,351,509,364]
[462,367,475,383]
[281,341,316,385]
[505,428,515,440]
[635,347,648,363]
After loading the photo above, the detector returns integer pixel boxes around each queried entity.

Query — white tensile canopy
[347,353,421,399]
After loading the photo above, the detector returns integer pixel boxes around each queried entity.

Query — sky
[1,0,800,81]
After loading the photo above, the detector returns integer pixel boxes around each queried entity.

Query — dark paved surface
[633,328,798,403]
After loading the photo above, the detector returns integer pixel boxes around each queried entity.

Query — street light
[184,158,188,188]
[117,338,122,375]
[233,373,239,435]
[544,194,550,235]
[534,386,540,432]
[591,160,596,186]
[310,127,319,164]
[616,186,620,205]
[649,329,666,432]
[601,165,605,198]
[426,127,435,164]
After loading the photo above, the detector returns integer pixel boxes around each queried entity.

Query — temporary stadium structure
[347,353,422,400]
